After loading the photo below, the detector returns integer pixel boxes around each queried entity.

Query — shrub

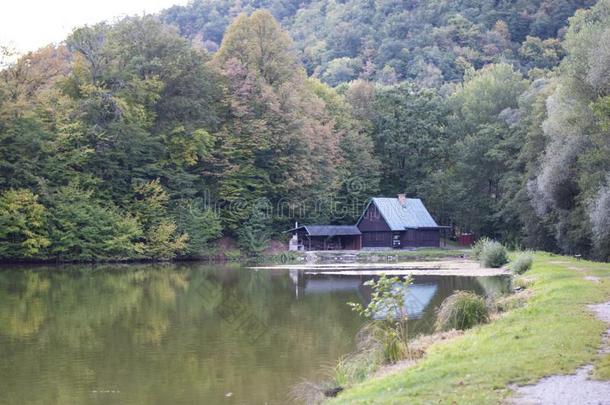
[348,275,412,363]
[471,237,491,260]
[435,291,489,331]
[479,241,509,268]
[511,252,534,274]
[513,276,534,290]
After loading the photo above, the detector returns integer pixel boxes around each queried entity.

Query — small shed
[287,225,362,251]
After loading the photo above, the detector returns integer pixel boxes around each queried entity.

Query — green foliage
[48,185,142,260]
[510,252,534,274]
[479,241,509,268]
[471,237,492,261]
[164,0,591,86]
[174,200,222,257]
[525,0,610,259]
[435,291,489,332]
[0,189,49,259]
[215,11,301,85]
[237,207,271,255]
[446,64,529,239]
[214,10,374,230]
[132,179,170,229]
[130,180,188,260]
[372,83,448,208]
[144,220,188,260]
[1,1,609,262]
[348,275,412,363]
[519,36,564,70]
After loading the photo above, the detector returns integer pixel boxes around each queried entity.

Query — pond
[0,263,509,404]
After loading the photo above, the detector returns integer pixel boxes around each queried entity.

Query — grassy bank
[329,253,610,404]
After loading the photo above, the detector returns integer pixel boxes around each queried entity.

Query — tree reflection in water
[0,264,509,404]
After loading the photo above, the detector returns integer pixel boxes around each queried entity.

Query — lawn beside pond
[329,253,610,404]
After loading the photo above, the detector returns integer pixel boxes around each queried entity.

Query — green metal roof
[361,197,440,231]
[286,225,362,236]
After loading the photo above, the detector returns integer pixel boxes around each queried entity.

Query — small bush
[348,275,413,363]
[435,291,489,331]
[510,252,534,274]
[513,276,534,290]
[479,241,508,268]
[471,237,491,260]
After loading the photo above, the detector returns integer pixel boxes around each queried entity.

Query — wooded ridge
[0,0,609,261]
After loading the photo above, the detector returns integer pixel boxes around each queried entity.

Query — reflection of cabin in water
[289,271,439,318]
[287,194,447,251]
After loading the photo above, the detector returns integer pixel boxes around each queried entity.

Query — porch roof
[286,225,362,236]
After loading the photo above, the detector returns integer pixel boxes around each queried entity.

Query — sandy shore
[250,259,509,277]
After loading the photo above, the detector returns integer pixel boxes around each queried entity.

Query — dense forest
[0,0,608,261]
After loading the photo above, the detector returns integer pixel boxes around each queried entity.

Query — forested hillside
[0,0,609,261]
[162,0,594,85]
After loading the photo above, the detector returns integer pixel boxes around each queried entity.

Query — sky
[0,0,188,56]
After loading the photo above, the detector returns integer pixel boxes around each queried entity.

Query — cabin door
[392,233,401,248]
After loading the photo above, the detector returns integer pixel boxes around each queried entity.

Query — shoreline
[250,259,509,277]
[327,253,610,404]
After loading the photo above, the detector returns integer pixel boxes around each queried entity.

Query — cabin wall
[359,203,393,248]
[362,231,393,247]
[343,235,362,250]
[401,229,440,247]
[358,204,391,232]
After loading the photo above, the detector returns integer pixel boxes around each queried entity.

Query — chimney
[397,193,407,206]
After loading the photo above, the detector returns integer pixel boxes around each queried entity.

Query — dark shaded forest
[0,0,609,261]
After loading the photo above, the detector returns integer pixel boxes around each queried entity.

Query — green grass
[594,354,610,380]
[329,253,610,404]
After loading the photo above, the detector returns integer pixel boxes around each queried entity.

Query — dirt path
[590,302,610,356]
[511,266,610,405]
[512,364,610,404]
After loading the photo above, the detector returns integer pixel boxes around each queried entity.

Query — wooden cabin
[287,194,445,251]
[356,194,442,249]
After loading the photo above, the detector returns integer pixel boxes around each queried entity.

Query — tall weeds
[348,275,413,363]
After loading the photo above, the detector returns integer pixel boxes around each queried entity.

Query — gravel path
[511,301,610,405]
[512,365,610,404]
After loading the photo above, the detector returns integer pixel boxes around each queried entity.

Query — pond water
[0,263,509,404]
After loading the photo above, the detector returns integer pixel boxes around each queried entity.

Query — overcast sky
[1,0,188,56]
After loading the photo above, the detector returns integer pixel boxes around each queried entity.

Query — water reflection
[0,264,509,404]
[291,271,510,336]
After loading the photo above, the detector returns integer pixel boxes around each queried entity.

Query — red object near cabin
[458,233,475,246]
